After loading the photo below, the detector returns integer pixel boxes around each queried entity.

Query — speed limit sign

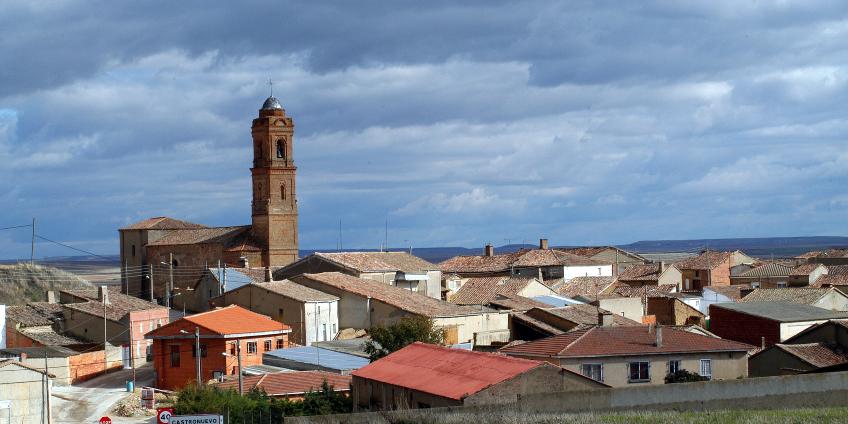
[156,407,174,424]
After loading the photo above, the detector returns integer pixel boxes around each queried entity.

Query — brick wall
[709,306,778,347]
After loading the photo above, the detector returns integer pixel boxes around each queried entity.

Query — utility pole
[123,260,128,295]
[148,264,154,302]
[103,301,107,374]
[30,218,35,265]
[194,327,202,387]
[168,253,174,308]
[44,349,51,424]
[129,321,136,389]
[236,343,243,395]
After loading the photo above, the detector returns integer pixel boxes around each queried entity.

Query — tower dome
[261,96,283,110]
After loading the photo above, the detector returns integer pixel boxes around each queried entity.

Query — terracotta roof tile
[500,326,753,358]
[487,294,551,311]
[618,263,663,282]
[146,226,252,246]
[814,274,848,287]
[120,217,207,230]
[147,305,290,337]
[740,288,839,305]
[512,250,605,267]
[827,265,848,276]
[20,328,87,347]
[557,276,617,298]
[775,343,848,368]
[675,251,735,271]
[215,371,351,396]
[439,251,523,274]
[739,263,793,278]
[7,302,63,327]
[252,280,339,302]
[352,342,546,400]
[449,277,543,305]
[528,305,639,327]
[790,263,826,276]
[314,252,437,273]
[293,273,484,318]
[604,282,677,299]
[60,288,167,322]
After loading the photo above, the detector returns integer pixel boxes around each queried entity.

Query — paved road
[52,365,154,424]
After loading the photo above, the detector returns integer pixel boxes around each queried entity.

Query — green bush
[364,316,445,362]
[173,380,351,422]
[664,369,710,384]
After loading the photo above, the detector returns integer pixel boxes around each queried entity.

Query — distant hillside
[619,236,848,258]
[0,263,95,305]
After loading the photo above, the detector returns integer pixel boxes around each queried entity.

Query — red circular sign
[99,417,112,424]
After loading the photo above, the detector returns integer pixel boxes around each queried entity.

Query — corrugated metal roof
[351,342,543,400]
[532,295,584,308]
[712,302,848,322]
[263,346,369,371]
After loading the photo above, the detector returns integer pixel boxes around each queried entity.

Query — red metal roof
[351,342,543,400]
[147,305,290,338]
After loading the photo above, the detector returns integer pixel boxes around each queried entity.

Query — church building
[118,96,299,304]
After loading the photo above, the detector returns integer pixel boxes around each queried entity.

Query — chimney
[484,244,494,257]
[761,336,766,349]
[659,261,666,272]
[19,352,27,361]
[98,286,110,305]
[45,290,57,304]
[264,267,272,282]
[655,326,663,348]
[540,238,549,250]
[598,310,613,327]
[239,256,249,268]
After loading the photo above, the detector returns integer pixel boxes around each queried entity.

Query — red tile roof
[449,276,544,305]
[790,263,826,276]
[511,249,605,267]
[352,343,545,400]
[440,248,606,275]
[215,371,351,396]
[814,274,848,287]
[147,305,290,338]
[146,226,251,246]
[120,216,207,230]
[617,263,663,282]
[500,326,753,358]
[557,276,617,298]
[314,252,438,273]
[675,251,735,271]
[439,251,523,274]
[774,343,848,368]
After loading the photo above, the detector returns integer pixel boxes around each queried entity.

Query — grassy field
[379,407,848,424]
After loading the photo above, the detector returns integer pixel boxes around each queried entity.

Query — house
[59,286,170,365]
[351,342,607,411]
[500,326,752,387]
[802,249,848,266]
[729,263,794,288]
[288,273,508,344]
[676,250,755,291]
[554,246,646,275]
[748,320,848,377]
[616,262,682,288]
[510,305,640,341]
[214,371,351,400]
[5,302,88,350]
[740,288,848,311]
[645,296,706,327]
[209,280,339,346]
[180,266,269,313]
[440,239,613,283]
[274,251,442,299]
[146,305,291,390]
[709,302,848,347]
[0,360,54,423]
[263,346,369,374]
[447,276,556,306]
[0,346,119,385]
[789,263,828,286]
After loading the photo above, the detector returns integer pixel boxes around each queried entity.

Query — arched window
[276,139,286,159]
[172,258,179,268]
[281,184,286,200]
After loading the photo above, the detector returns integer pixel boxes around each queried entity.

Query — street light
[180,327,202,387]
[221,346,243,395]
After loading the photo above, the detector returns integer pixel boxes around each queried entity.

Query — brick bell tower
[251,95,298,267]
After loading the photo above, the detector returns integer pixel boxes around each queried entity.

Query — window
[668,360,681,375]
[694,271,700,277]
[777,281,787,288]
[276,338,284,349]
[277,308,284,321]
[191,344,207,358]
[581,363,603,382]
[172,258,179,268]
[229,343,236,355]
[597,267,602,275]
[146,344,153,361]
[332,323,337,335]
[699,359,712,379]
[131,245,135,257]
[247,342,257,354]
[264,340,272,351]
[323,323,327,341]
[751,282,760,289]
[170,345,180,367]
[628,361,650,383]
[276,139,286,159]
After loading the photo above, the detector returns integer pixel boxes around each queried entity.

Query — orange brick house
[676,250,755,292]
[146,305,291,390]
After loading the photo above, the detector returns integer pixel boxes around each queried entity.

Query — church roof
[120,216,207,231]
[146,226,252,247]
[262,96,283,110]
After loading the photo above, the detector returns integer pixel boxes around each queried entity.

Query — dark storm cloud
[2,1,848,258]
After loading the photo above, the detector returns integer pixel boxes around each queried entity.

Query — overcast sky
[2,1,848,259]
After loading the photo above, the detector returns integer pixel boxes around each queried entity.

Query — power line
[0,224,32,231]
[33,235,112,261]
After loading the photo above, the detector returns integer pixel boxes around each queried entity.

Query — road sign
[169,414,224,424]
[156,407,174,424]
[99,417,112,424]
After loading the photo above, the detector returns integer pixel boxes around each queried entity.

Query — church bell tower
[251,96,298,267]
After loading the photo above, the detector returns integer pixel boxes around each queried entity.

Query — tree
[364,316,445,361]
[665,369,710,384]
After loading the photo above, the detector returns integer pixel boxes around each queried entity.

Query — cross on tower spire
[268,78,273,97]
